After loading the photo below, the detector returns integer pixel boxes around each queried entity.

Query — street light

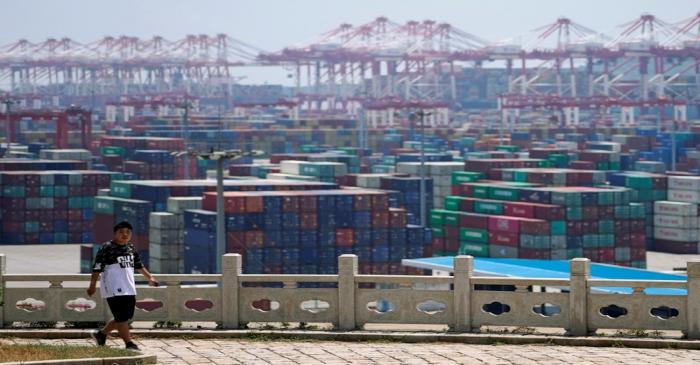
[195,148,264,273]
[2,95,17,148]
[411,109,431,228]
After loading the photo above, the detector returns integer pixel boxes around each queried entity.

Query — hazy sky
[1,0,698,85]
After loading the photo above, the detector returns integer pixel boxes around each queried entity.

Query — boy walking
[87,221,159,350]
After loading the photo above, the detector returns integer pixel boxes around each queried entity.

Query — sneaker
[90,330,107,346]
[125,342,141,351]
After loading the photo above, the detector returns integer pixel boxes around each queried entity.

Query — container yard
[2,8,700,286]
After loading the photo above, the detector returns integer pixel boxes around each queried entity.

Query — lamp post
[196,149,263,273]
[180,101,192,179]
[2,96,15,147]
[412,109,431,228]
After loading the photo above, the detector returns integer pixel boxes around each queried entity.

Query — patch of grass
[0,344,136,362]
[511,326,536,335]
[12,321,57,329]
[614,329,648,338]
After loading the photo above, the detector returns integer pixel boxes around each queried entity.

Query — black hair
[113,221,133,233]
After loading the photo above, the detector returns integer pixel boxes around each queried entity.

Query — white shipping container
[396,162,422,175]
[428,162,464,175]
[356,174,383,189]
[266,173,319,182]
[654,201,698,217]
[149,212,179,229]
[653,227,700,242]
[668,189,700,204]
[668,176,700,191]
[167,197,202,214]
[150,241,183,260]
[279,160,305,175]
[653,214,700,229]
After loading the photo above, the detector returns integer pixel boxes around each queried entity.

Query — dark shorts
[106,295,136,322]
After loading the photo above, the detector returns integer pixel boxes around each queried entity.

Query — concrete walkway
[3,337,700,364]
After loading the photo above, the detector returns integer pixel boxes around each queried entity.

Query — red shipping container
[582,207,598,220]
[519,248,551,260]
[445,238,459,252]
[245,196,264,213]
[444,226,459,240]
[629,220,645,234]
[631,248,647,261]
[431,237,445,252]
[372,263,390,274]
[371,211,389,228]
[489,231,519,246]
[389,208,407,227]
[519,219,549,235]
[68,209,82,221]
[359,264,373,274]
[3,221,22,232]
[630,233,646,248]
[504,202,534,218]
[244,231,264,248]
[566,221,583,236]
[583,248,599,261]
[581,221,598,233]
[282,196,300,212]
[25,186,40,197]
[459,213,489,229]
[336,228,355,247]
[264,266,282,274]
[598,248,615,262]
[300,213,319,230]
[299,195,318,212]
[459,199,474,212]
[132,234,149,252]
[353,195,372,211]
[370,194,389,211]
[488,216,520,233]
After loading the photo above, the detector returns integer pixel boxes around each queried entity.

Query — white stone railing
[1,254,698,338]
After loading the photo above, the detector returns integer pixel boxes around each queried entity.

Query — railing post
[568,258,590,336]
[0,254,5,328]
[453,255,473,331]
[221,253,241,329]
[338,254,357,330]
[686,260,700,339]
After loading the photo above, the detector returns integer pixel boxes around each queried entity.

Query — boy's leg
[101,320,117,335]
[116,321,132,344]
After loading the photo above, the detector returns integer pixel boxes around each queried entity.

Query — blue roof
[401,256,687,295]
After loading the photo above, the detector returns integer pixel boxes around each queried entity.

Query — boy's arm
[87,272,100,296]
[137,267,159,286]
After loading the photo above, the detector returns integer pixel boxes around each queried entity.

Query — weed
[64,321,106,329]
[153,321,182,329]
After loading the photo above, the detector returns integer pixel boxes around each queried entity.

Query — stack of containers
[184,189,431,274]
[0,170,116,244]
[431,185,646,267]
[574,150,621,170]
[39,149,93,168]
[0,159,88,171]
[127,150,176,180]
[276,160,348,183]
[91,180,339,271]
[396,161,462,209]
[653,200,700,254]
[608,171,668,249]
[149,212,184,273]
[379,176,434,225]
[657,175,700,254]
[496,168,606,186]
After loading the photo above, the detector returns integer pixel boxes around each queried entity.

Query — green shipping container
[54,186,68,197]
[100,146,125,156]
[489,186,519,201]
[550,221,566,235]
[68,197,83,209]
[475,201,503,215]
[430,210,446,227]
[2,186,25,198]
[111,181,132,198]
[459,228,488,243]
[495,145,520,152]
[451,171,483,185]
[471,185,489,199]
[39,186,54,197]
[444,196,464,211]
[432,227,445,238]
[94,196,115,215]
[458,242,490,257]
